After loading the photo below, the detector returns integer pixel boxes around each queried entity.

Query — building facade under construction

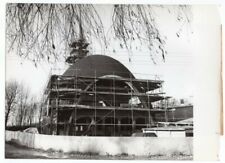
[43,52,176,136]
[41,32,193,136]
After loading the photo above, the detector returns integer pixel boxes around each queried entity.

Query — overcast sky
[5,5,194,100]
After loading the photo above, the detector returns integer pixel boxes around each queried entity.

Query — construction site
[41,35,193,137]
[5,4,195,159]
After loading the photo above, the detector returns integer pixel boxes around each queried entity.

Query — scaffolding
[43,68,174,136]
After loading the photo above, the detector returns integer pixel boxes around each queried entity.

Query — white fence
[5,130,192,156]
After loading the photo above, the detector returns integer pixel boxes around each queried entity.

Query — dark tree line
[5,80,44,127]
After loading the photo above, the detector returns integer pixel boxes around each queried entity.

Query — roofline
[49,74,164,84]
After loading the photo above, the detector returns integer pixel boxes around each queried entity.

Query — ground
[5,141,193,160]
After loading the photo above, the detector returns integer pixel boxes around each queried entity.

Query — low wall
[5,131,192,156]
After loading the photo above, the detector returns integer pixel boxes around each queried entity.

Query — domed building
[43,54,167,136]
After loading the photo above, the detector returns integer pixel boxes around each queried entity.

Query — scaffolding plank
[49,88,165,97]
[49,104,169,112]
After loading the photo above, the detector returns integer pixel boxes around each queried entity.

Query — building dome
[63,55,135,79]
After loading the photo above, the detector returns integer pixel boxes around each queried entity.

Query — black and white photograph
[4,2,223,161]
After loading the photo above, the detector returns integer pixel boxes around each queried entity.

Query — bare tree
[16,85,29,126]
[5,81,19,127]
[5,80,44,127]
[23,97,36,125]
[6,4,191,64]
[38,96,46,125]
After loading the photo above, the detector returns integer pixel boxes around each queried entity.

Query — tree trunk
[5,104,11,128]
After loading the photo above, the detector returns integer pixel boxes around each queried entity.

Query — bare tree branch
[6,4,192,64]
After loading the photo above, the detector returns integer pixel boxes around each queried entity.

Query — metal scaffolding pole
[74,68,78,136]
[50,99,53,134]
[147,80,151,127]
[56,77,59,135]
[130,73,134,134]
[113,72,116,136]
[94,70,97,136]
[165,98,168,123]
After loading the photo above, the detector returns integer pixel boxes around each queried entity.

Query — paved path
[5,142,192,160]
